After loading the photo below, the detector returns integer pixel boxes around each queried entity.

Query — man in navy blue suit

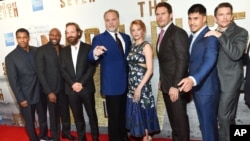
[88,9,131,141]
[178,4,220,141]
[5,28,51,141]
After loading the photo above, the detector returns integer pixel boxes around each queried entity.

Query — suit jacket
[60,41,96,95]
[88,31,131,95]
[157,23,189,93]
[244,43,250,106]
[217,21,248,93]
[5,46,41,104]
[189,26,220,95]
[35,42,64,95]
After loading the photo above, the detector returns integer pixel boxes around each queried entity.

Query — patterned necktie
[158,29,165,46]
[115,33,124,54]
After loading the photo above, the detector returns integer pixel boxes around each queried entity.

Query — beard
[67,36,78,45]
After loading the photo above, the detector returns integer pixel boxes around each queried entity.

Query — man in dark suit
[88,9,131,141]
[205,2,248,141]
[179,4,220,141]
[155,2,190,141]
[60,22,99,141]
[244,43,250,107]
[5,28,51,141]
[36,28,76,141]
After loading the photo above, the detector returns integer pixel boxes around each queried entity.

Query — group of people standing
[4,1,249,141]
[160,2,248,141]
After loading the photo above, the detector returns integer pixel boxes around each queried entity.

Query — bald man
[36,28,76,141]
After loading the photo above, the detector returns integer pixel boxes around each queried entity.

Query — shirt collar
[17,45,30,53]
[191,25,207,37]
[161,21,173,32]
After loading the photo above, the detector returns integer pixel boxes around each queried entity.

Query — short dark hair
[16,28,29,37]
[188,4,206,16]
[65,22,83,39]
[214,2,233,16]
[155,2,172,14]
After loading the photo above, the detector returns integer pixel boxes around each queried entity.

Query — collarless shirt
[17,46,35,69]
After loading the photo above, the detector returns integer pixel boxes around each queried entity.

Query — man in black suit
[60,22,99,141]
[155,2,190,141]
[5,28,51,141]
[244,42,250,107]
[36,28,76,141]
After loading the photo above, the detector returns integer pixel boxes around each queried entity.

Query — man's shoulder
[5,52,14,60]
[229,22,248,34]
[170,24,188,34]
[5,48,18,59]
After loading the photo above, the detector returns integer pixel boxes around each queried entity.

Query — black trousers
[20,104,39,141]
[20,94,48,141]
[105,94,129,141]
[47,96,60,141]
[47,92,71,141]
[57,92,71,135]
[162,92,190,141]
[68,92,99,141]
[36,93,49,138]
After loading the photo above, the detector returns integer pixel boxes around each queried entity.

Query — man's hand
[48,92,57,103]
[93,46,107,57]
[204,30,222,38]
[72,82,83,93]
[20,100,28,107]
[169,87,179,102]
[178,77,194,92]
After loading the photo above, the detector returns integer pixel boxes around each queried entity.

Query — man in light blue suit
[178,4,220,141]
[88,9,131,141]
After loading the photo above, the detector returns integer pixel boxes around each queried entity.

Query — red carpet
[0,125,200,141]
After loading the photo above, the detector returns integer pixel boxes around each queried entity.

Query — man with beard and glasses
[60,22,99,141]
[36,28,76,141]
[88,9,131,141]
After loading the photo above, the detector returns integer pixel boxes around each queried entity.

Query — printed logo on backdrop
[28,25,50,46]
[0,2,18,20]
[4,32,15,47]
[31,0,44,12]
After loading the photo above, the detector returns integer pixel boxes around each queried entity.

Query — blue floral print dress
[125,41,160,137]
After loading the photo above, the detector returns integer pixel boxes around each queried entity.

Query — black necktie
[115,33,124,54]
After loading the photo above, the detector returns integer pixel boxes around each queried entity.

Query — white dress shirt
[71,41,80,73]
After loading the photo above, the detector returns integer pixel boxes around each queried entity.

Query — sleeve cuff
[188,76,197,86]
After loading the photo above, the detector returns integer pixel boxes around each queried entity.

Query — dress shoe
[62,134,77,140]
[40,136,53,141]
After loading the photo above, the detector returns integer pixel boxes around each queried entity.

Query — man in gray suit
[205,2,248,141]
[5,28,51,141]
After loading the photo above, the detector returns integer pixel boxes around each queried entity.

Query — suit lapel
[157,23,174,54]
[76,42,84,76]
[65,46,75,75]
[190,27,209,55]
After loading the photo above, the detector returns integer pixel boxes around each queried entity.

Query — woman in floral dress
[126,19,160,141]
